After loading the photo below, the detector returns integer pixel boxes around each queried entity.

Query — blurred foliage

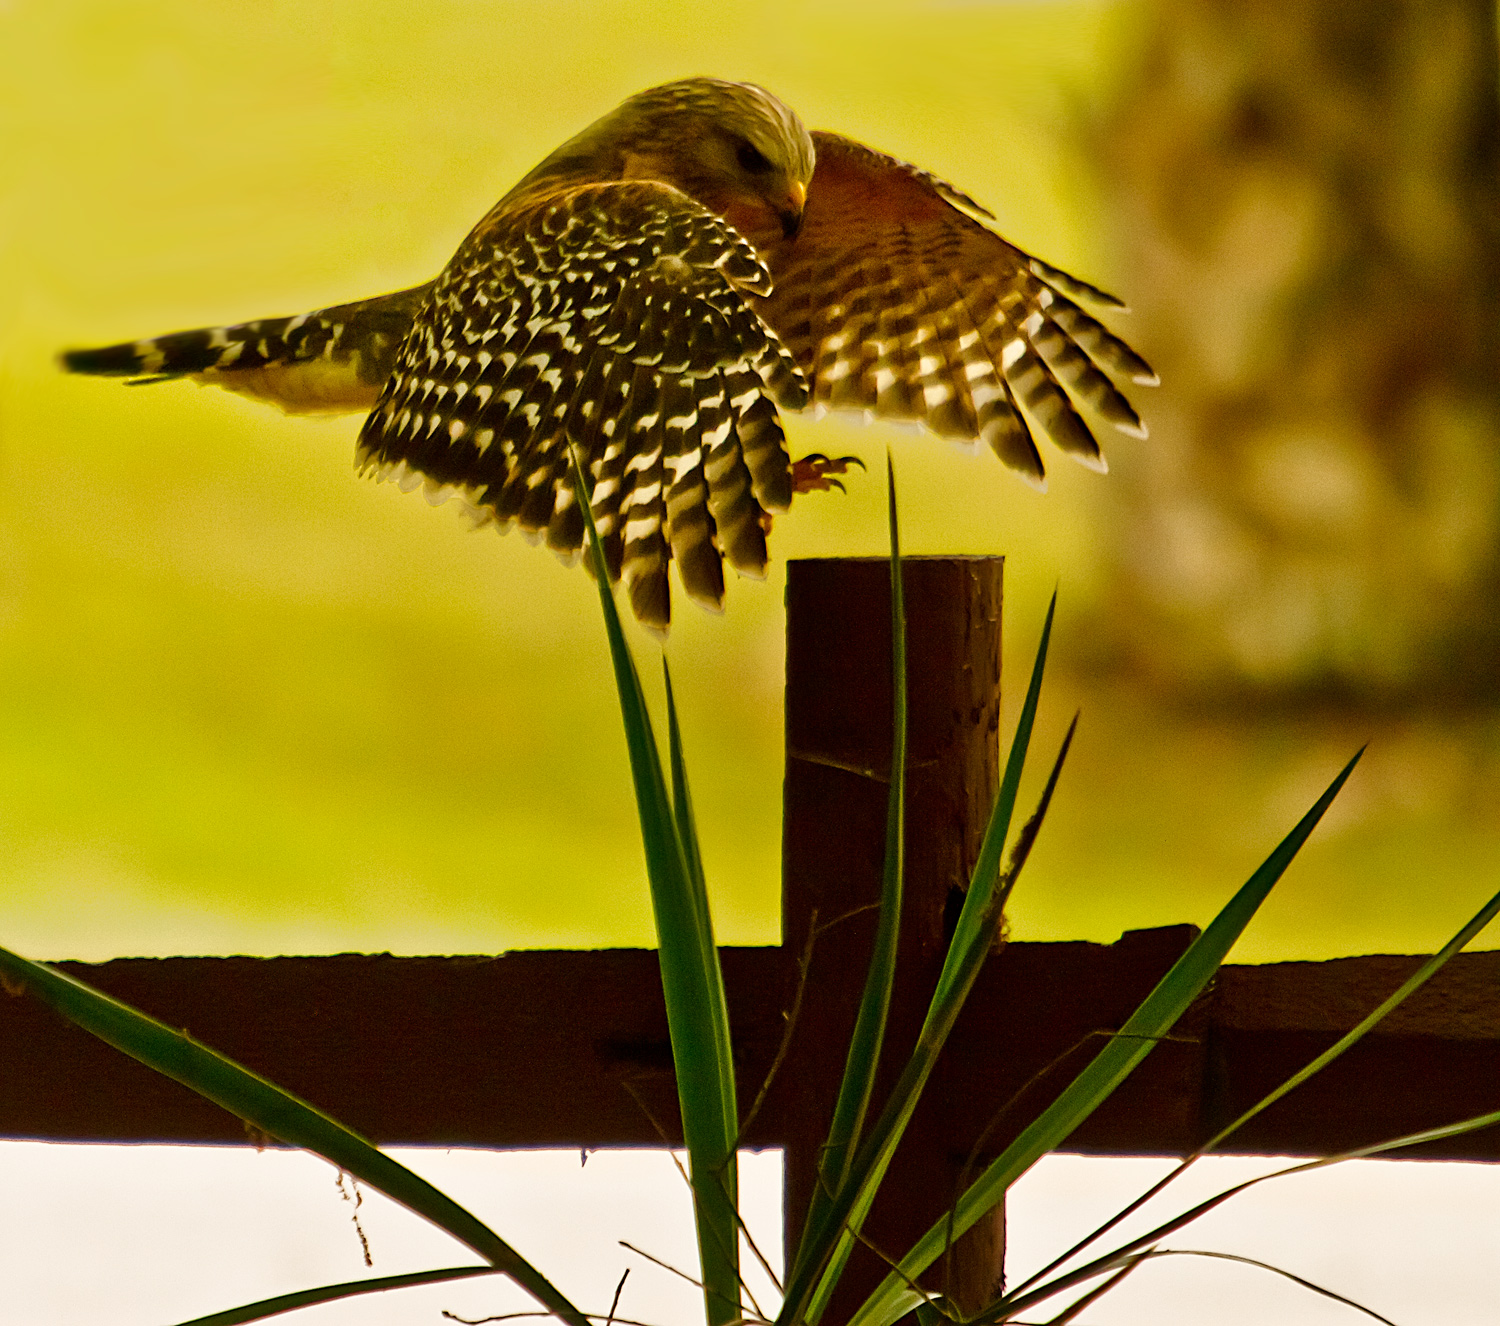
[1089,0,1500,700]
[1,0,1496,962]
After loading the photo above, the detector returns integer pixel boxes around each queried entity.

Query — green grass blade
[789,453,908,1285]
[997,1104,1500,1320]
[931,592,1056,1021]
[171,1266,502,1326]
[569,449,740,1325]
[665,661,709,908]
[1201,879,1500,1153]
[847,748,1363,1326]
[1037,1254,1145,1325]
[662,656,738,1211]
[1126,1250,1398,1326]
[1007,876,1500,1308]
[782,716,1077,1326]
[0,946,585,1326]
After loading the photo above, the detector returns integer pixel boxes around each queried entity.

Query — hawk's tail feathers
[61,314,321,382]
[60,283,435,412]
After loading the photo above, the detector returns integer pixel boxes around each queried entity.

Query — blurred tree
[1087,0,1500,705]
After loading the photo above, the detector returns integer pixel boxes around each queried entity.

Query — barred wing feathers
[357,181,807,629]
[758,132,1157,487]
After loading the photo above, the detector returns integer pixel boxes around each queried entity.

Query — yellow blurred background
[2,0,1496,963]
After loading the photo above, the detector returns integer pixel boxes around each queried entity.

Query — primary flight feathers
[63,77,1155,629]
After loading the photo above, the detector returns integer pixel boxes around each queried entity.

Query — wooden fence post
[779,556,1006,1319]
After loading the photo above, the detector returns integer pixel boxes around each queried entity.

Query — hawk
[62,78,1155,629]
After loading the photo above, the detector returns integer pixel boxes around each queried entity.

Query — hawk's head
[525,77,816,246]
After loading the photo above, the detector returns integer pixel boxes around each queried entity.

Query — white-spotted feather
[356,180,806,629]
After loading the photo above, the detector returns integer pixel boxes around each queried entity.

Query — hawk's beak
[777,180,808,239]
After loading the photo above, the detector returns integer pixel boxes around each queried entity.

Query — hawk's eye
[735,140,773,174]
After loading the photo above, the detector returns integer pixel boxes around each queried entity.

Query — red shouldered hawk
[63,78,1155,629]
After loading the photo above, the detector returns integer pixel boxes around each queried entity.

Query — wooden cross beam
[3,558,1498,1315]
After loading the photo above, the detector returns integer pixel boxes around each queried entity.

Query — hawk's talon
[791,453,864,495]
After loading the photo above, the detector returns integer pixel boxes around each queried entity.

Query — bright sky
[3,1144,1497,1325]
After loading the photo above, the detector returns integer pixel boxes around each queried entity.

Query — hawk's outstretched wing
[756,132,1157,487]
[61,85,1158,630]
[355,180,807,628]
